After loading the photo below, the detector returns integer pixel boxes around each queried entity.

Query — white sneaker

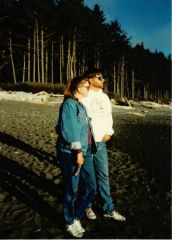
[74,220,85,233]
[86,208,97,220]
[104,211,126,221]
[66,223,83,238]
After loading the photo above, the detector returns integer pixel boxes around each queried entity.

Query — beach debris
[128,112,145,117]
[0,91,171,110]
[35,91,49,96]
[140,101,163,109]
[111,96,132,107]
[0,90,63,104]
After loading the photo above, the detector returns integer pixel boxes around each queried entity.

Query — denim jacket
[56,97,94,154]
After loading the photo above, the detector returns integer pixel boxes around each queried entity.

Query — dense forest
[0,0,171,100]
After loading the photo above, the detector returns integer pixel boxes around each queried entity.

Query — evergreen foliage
[0,0,171,100]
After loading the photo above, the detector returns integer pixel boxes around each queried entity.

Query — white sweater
[81,89,114,142]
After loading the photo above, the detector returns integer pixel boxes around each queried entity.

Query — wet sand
[0,100,171,239]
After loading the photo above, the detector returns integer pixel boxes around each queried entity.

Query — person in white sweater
[81,69,126,221]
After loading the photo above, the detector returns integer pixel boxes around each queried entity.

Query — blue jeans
[87,141,115,213]
[58,145,96,225]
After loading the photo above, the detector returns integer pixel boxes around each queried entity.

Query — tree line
[0,0,171,100]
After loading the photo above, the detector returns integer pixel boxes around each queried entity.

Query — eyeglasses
[96,76,105,81]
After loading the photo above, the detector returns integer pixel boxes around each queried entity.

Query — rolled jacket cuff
[71,141,82,150]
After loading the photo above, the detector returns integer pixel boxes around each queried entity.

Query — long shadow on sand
[0,131,66,238]
[0,153,63,226]
[0,131,57,164]
[0,153,63,208]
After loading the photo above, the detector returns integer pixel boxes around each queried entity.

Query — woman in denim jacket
[56,76,96,238]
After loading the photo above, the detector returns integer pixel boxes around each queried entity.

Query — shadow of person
[0,154,63,227]
[0,131,57,165]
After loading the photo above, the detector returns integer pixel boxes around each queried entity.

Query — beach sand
[0,100,171,239]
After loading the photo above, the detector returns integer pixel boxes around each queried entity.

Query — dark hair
[64,76,89,98]
[83,68,103,78]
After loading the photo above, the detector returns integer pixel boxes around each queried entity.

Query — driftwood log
[116,97,132,107]
[140,101,155,109]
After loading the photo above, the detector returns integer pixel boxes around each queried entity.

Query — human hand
[77,152,84,166]
[102,134,111,142]
[73,152,84,176]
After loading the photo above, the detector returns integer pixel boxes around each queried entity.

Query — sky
[84,0,171,57]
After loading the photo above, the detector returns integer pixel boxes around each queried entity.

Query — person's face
[77,81,90,97]
[89,74,105,89]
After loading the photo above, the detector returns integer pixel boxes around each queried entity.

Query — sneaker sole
[76,233,84,238]
[86,216,97,220]
[67,231,83,238]
[104,214,126,221]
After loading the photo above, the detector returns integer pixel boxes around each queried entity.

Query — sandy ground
[0,100,171,239]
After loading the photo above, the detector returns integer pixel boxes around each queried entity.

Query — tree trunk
[73,35,76,77]
[28,38,31,82]
[33,23,36,83]
[41,29,44,83]
[9,33,16,84]
[113,62,116,97]
[165,90,169,99]
[51,41,54,84]
[67,40,72,81]
[59,36,64,84]
[95,51,100,69]
[36,20,40,83]
[144,83,148,99]
[45,45,48,83]
[117,64,120,96]
[22,52,26,83]
[82,52,86,75]
[132,70,135,100]
[121,57,125,98]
